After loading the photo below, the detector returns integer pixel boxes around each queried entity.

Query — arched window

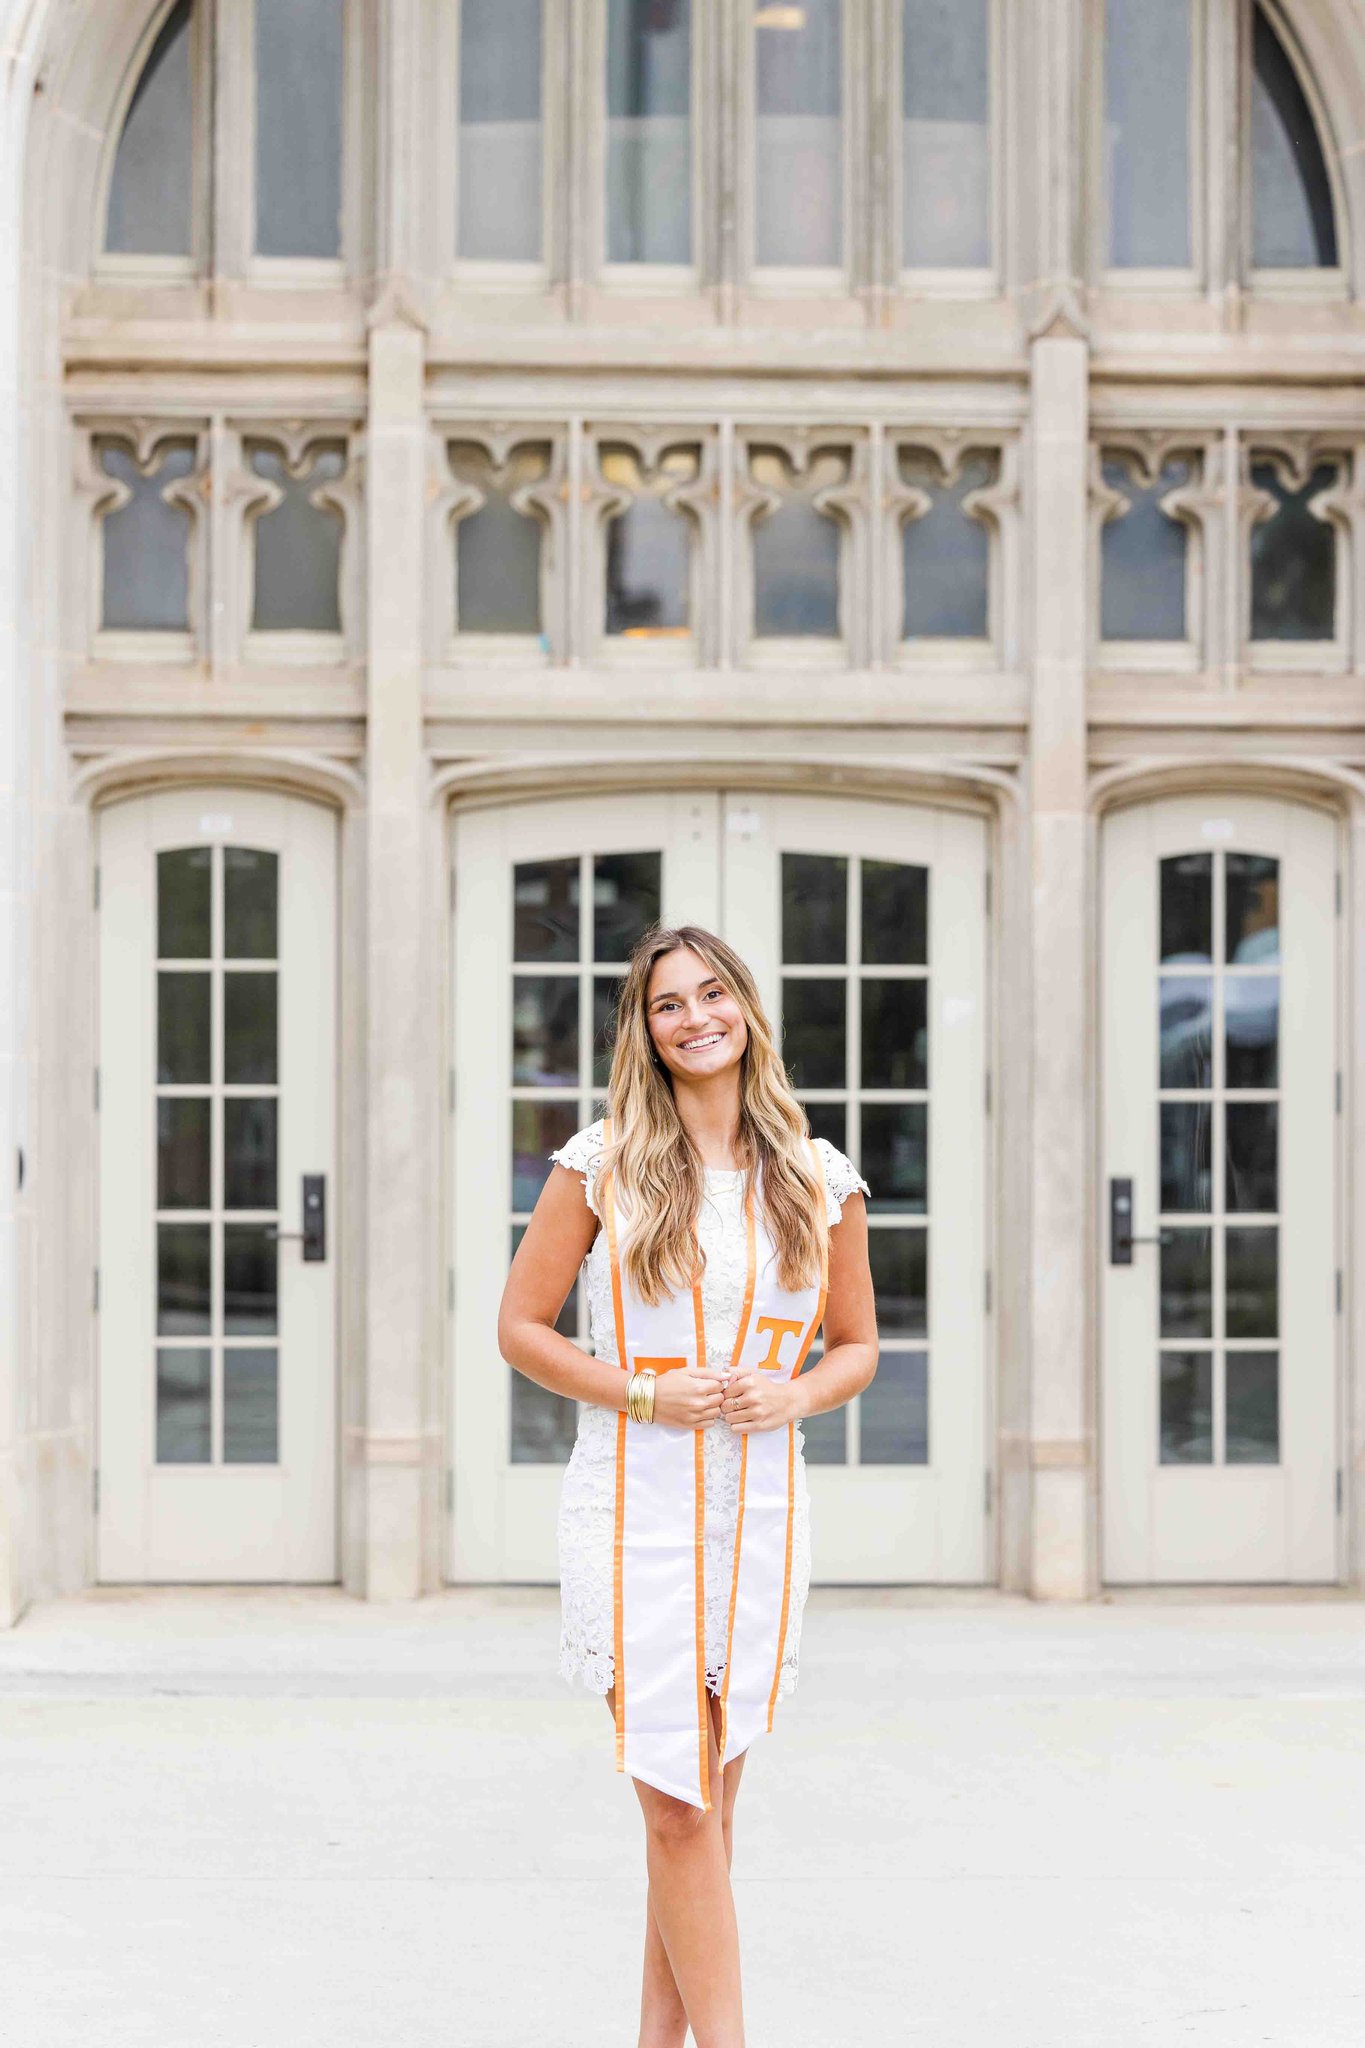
[1251,4,1338,270]
[105,0,195,258]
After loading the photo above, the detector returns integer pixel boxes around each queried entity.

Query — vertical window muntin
[748,0,850,285]
[897,0,997,286]
[1099,0,1201,284]
[452,0,549,276]
[600,0,699,282]
[1244,441,1348,673]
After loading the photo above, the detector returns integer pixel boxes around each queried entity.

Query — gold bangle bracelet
[626,1368,656,1424]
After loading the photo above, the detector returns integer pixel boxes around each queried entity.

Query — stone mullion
[1205,0,1243,310]
[211,0,251,287]
[714,0,739,316]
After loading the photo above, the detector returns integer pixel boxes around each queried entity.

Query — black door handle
[266,1174,327,1262]
[1110,1177,1172,1265]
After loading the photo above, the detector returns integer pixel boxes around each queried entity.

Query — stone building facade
[1,0,1363,1622]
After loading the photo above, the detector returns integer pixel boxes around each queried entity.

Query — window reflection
[1104,0,1192,268]
[902,0,989,269]
[1100,451,1193,643]
[601,444,698,638]
[450,441,550,637]
[98,439,196,633]
[754,0,843,267]
[459,0,544,262]
[898,450,995,640]
[750,445,847,638]
[607,0,692,265]
[1250,460,1338,643]
[1252,4,1337,268]
[106,0,194,257]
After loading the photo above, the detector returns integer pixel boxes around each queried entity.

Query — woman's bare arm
[497,1166,630,1413]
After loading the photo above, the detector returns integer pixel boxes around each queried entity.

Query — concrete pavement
[2,1586,1365,2047]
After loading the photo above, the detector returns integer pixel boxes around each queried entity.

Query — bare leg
[606,1690,748,2048]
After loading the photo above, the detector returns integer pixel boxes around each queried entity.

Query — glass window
[254,0,344,260]
[1100,451,1194,643]
[247,442,346,634]
[1249,459,1338,642]
[97,438,196,633]
[458,0,543,262]
[1252,5,1337,268]
[601,443,699,638]
[449,441,550,636]
[1104,0,1191,268]
[754,0,842,268]
[106,0,195,257]
[901,0,989,268]
[750,445,847,638]
[607,0,692,265]
[898,449,995,640]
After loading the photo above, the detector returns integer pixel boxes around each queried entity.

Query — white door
[98,789,338,1582]
[450,789,991,1584]
[1101,795,1339,1583]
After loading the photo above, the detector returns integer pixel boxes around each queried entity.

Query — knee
[644,1793,712,1857]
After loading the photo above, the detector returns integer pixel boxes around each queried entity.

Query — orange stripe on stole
[766,1140,830,1733]
[602,1118,629,1774]
[690,1272,712,1812]
[717,1181,758,1764]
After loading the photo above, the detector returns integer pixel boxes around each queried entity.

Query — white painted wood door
[450,789,990,1585]
[98,789,338,1582]
[1100,795,1339,1583]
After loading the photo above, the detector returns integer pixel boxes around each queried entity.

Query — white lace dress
[550,1120,870,1701]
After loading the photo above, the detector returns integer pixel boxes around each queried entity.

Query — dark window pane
[899,451,994,639]
[862,860,927,967]
[861,1103,927,1215]
[106,0,194,256]
[798,1374,847,1466]
[1250,461,1337,641]
[99,440,195,631]
[157,1222,211,1335]
[223,1224,278,1337]
[255,0,343,258]
[510,1369,579,1463]
[861,978,928,1091]
[156,1347,211,1463]
[593,976,625,1089]
[515,1099,580,1212]
[512,1223,577,1339]
[1226,1350,1280,1465]
[515,858,580,963]
[1226,1103,1277,1215]
[782,853,847,965]
[450,442,548,635]
[594,850,662,961]
[158,1096,210,1211]
[1226,1226,1278,1340]
[860,1350,928,1464]
[158,971,210,1084]
[1105,0,1191,267]
[1159,974,1213,1089]
[158,847,211,960]
[1159,853,1211,963]
[1159,1350,1212,1464]
[782,979,845,1089]
[1159,1228,1212,1339]
[751,446,845,636]
[754,0,842,266]
[224,848,278,959]
[1251,5,1337,268]
[224,972,278,1085]
[224,1348,279,1464]
[1100,453,1192,641]
[249,444,344,633]
[513,976,579,1087]
[1159,1102,1211,1215]
[1225,854,1280,966]
[901,0,989,268]
[606,495,692,635]
[867,1227,926,1339]
[458,0,543,262]
[802,1099,847,1152]
[224,1099,277,1212]
[1226,975,1279,1089]
[607,0,692,265]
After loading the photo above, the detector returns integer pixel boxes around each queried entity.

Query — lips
[679,1032,724,1051]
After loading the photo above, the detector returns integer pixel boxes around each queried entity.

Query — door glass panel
[509,849,662,1462]
[861,980,928,1091]
[158,971,210,1083]
[1225,1351,1279,1464]
[254,0,344,259]
[754,0,842,267]
[106,0,194,257]
[1159,1351,1212,1464]
[99,439,196,632]
[158,847,211,958]
[1104,0,1191,267]
[157,1222,211,1334]
[224,1349,279,1463]
[782,980,845,1089]
[224,973,277,1085]
[1155,848,1283,1466]
[158,1097,211,1210]
[798,1355,848,1466]
[867,1228,927,1339]
[223,1225,278,1337]
[901,0,989,269]
[802,1098,847,1152]
[607,0,692,265]
[862,860,927,966]
[224,848,278,958]
[156,1348,212,1463]
[860,1352,928,1464]
[1251,4,1337,269]
[458,0,543,262]
[223,1099,277,1211]
[860,1103,927,1215]
[782,852,847,964]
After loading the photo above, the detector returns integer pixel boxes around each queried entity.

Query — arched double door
[450,789,991,1585]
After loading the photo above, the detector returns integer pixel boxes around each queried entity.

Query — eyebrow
[648,976,722,1009]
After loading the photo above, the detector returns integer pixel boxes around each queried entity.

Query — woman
[498,923,878,2048]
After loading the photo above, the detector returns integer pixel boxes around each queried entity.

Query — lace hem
[558,1641,802,1703]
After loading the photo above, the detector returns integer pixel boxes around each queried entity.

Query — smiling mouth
[679,1032,725,1051]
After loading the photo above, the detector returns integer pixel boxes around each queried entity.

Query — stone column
[1027,326,1094,1599]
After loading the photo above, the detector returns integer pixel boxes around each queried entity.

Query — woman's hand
[719,1369,796,1435]
[651,1367,728,1430]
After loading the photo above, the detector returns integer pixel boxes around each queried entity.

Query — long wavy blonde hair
[602,923,825,1306]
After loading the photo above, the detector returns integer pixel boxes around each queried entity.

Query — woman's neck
[671,1072,743,1170]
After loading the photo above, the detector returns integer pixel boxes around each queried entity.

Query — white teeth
[681,1033,723,1049]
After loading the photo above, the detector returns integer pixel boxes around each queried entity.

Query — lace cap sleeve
[812,1138,871,1226]
[549,1117,609,1220]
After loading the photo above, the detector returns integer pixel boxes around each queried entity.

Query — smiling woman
[497,920,876,2044]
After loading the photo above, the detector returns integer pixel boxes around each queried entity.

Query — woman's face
[645,947,748,1083]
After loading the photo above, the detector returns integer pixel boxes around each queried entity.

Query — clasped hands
[650,1364,796,1434]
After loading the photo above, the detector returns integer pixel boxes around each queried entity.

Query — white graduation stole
[601,1121,829,1811]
